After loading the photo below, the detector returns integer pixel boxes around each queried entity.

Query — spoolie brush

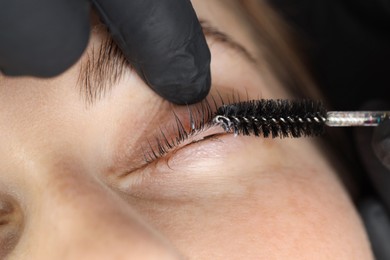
[212,99,390,138]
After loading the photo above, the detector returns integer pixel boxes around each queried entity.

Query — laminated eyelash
[143,98,217,163]
[143,92,255,163]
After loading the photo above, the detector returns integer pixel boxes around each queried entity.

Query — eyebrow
[78,21,256,104]
[201,21,256,63]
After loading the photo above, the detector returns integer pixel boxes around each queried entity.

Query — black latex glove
[0,0,211,105]
[355,101,390,259]
[355,101,390,208]
[373,119,390,171]
[359,197,390,260]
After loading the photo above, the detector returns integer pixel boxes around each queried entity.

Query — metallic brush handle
[326,111,390,127]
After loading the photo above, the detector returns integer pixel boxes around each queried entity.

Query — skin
[0,0,372,259]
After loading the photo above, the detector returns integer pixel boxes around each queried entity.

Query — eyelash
[142,93,242,164]
[142,99,215,163]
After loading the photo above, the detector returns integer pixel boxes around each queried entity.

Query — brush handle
[326,111,390,127]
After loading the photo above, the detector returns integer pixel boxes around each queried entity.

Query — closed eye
[141,96,227,165]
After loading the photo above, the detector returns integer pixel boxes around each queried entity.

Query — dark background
[268,0,390,110]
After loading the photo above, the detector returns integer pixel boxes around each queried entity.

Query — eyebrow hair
[78,35,128,104]
[78,21,256,104]
[201,21,256,63]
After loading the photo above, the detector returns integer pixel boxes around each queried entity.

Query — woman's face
[0,0,372,258]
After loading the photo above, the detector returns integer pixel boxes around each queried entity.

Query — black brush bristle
[213,99,327,138]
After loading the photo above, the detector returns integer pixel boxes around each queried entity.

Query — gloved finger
[91,0,211,105]
[373,119,390,171]
[359,197,390,260]
[354,100,390,209]
[0,0,90,77]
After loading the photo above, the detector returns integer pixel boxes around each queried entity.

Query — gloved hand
[355,101,390,260]
[0,0,211,105]
[373,119,390,171]
[355,101,390,207]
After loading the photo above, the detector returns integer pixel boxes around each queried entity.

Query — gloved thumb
[354,100,390,208]
[372,119,390,171]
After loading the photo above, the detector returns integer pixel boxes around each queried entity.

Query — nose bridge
[19,169,179,259]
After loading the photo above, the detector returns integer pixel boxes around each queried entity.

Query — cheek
[129,164,371,258]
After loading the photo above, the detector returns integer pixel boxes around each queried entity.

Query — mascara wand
[212,99,390,138]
